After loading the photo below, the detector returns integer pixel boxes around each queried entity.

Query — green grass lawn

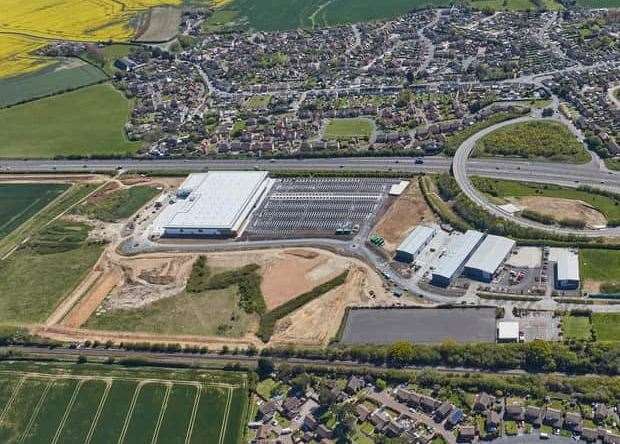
[580,249,620,289]
[474,121,589,163]
[324,118,373,140]
[562,315,592,341]
[0,221,103,325]
[0,83,140,158]
[592,313,620,342]
[0,183,68,239]
[245,95,272,109]
[472,177,620,222]
[0,183,96,258]
[85,286,257,337]
[575,0,620,6]
[73,186,160,222]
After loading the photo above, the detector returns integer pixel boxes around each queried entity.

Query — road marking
[18,379,53,443]
[51,379,84,444]
[217,387,233,444]
[151,383,172,444]
[184,385,201,444]
[0,376,25,426]
[84,378,112,444]
[117,381,144,444]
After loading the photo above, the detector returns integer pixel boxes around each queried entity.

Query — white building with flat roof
[431,230,485,287]
[554,249,580,290]
[497,321,520,343]
[155,171,273,238]
[464,234,516,282]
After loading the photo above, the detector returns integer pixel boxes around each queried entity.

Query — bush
[521,209,555,225]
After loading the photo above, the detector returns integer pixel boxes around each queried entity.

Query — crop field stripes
[17,379,53,443]
[218,387,234,444]
[116,380,144,444]
[0,376,25,426]
[150,382,172,444]
[0,370,245,444]
[184,384,201,444]
[84,379,112,444]
[51,379,84,444]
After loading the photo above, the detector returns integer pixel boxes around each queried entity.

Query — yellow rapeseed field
[0,0,181,78]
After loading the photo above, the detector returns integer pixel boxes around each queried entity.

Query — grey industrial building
[432,230,485,287]
[555,249,580,290]
[464,235,516,282]
[395,225,436,263]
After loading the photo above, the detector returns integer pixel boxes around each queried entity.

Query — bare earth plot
[513,196,607,229]
[135,6,182,42]
[373,180,437,253]
[0,362,247,444]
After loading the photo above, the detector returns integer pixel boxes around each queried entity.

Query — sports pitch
[0,362,248,444]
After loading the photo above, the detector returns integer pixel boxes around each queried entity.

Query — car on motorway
[414,158,424,164]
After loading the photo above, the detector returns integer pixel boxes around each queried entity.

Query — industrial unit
[497,321,520,343]
[464,234,516,282]
[554,249,580,290]
[395,225,436,263]
[431,230,485,287]
[156,171,273,238]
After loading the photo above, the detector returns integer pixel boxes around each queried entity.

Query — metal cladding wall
[394,225,436,263]
[464,235,516,283]
[431,230,484,287]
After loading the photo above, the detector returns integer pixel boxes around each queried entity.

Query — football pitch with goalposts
[0,361,248,444]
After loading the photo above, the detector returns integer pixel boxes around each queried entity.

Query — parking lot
[340,307,498,345]
[246,178,398,238]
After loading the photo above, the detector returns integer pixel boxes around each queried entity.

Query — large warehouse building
[395,225,436,263]
[432,230,484,287]
[464,234,516,282]
[554,249,580,290]
[156,171,273,238]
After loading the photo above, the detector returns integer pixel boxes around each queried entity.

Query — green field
[0,62,107,108]
[474,121,589,163]
[562,315,592,341]
[592,313,620,342]
[580,249,620,292]
[0,183,68,239]
[73,186,160,222]
[81,44,135,76]
[85,285,257,336]
[203,0,563,32]
[324,118,373,141]
[0,219,103,325]
[204,0,453,32]
[245,95,272,109]
[575,0,620,6]
[0,84,140,158]
[470,0,563,10]
[471,177,620,222]
[0,183,96,259]
[0,361,248,444]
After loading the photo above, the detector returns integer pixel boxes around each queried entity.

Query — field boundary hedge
[258,271,348,342]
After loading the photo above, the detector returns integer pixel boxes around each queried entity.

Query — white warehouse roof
[556,249,580,282]
[397,225,436,255]
[465,234,516,275]
[161,171,271,230]
[433,230,485,280]
[498,321,519,340]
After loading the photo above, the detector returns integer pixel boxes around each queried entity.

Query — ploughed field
[0,361,248,444]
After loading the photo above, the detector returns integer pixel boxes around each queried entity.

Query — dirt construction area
[373,180,436,252]
[55,246,395,347]
[515,196,607,228]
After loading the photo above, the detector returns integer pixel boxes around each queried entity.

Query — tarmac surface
[339,307,497,344]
